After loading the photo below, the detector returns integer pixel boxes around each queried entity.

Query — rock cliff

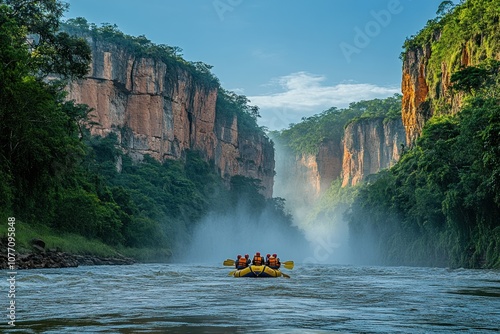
[67,38,274,197]
[401,3,500,146]
[401,43,432,146]
[342,118,406,187]
[274,117,405,196]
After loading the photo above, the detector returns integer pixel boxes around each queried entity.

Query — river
[3,263,500,333]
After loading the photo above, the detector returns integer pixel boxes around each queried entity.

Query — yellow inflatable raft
[233,265,282,278]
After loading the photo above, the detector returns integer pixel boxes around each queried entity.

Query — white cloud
[247,72,400,130]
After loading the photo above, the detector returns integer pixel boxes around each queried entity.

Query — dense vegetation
[0,0,285,259]
[348,66,500,267]
[345,0,500,269]
[270,94,402,155]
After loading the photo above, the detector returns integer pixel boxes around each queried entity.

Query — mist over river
[3,263,499,333]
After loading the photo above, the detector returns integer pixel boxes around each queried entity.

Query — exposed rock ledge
[0,251,136,270]
[0,238,135,270]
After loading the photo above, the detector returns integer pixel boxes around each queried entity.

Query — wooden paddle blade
[282,272,291,278]
[223,259,235,266]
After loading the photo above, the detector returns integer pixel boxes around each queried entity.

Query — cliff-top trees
[62,17,220,88]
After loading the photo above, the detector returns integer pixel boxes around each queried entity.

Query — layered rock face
[276,118,406,196]
[342,118,406,187]
[67,39,274,197]
[401,34,499,146]
[288,142,343,198]
[401,44,432,146]
[275,117,404,196]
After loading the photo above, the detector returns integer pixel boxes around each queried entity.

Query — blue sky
[63,0,452,130]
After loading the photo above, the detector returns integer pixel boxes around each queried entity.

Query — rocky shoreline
[1,238,136,270]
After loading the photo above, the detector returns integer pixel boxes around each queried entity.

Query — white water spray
[272,140,354,265]
[180,139,356,265]
[178,200,312,264]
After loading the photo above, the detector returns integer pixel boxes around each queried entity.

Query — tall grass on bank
[0,215,171,261]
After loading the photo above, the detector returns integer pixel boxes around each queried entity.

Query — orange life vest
[268,256,278,268]
[253,255,264,266]
[237,257,248,268]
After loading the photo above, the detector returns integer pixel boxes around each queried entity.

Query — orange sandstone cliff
[274,117,405,198]
[342,118,406,187]
[67,38,274,197]
[274,140,343,200]
[401,44,432,146]
[401,31,500,146]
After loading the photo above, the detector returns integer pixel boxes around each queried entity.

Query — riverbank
[0,221,173,269]
[0,237,136,269]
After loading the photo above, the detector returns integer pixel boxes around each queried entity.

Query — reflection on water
[2,264,499,333]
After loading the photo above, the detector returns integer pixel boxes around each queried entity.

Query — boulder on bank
[31,238,46,252]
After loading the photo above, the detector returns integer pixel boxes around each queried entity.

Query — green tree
[1,0,91,79]
[0,0,91,221]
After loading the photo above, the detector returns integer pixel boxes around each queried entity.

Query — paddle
[223,259,235,266]
[282,272,291,278]
[282,261,294,270]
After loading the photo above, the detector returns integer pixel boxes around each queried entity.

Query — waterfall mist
[178,139,365,266]
[272,141,355,265]
[177,200,312,264]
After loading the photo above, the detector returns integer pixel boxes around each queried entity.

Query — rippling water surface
[3,263,500,333]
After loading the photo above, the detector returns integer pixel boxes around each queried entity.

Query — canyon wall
[401,31,500,146]
[401,43,432,146]
[67,38,274,197]
[274,117,405,199]
[341,118,406,187]
[278,1,499,198]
